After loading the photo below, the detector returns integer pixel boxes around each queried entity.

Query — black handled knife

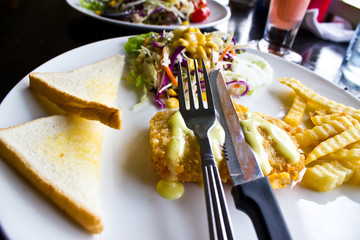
[209,70,291,240]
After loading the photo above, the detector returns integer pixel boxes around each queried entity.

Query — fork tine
[202,59,214,111]
[177,61,186,112]
[185,60,196,110]
[194,59,204,109]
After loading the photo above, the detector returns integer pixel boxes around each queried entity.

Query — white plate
[1,36,360,240]
[66,0,231,30]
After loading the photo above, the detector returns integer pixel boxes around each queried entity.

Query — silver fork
[177,59,234,240]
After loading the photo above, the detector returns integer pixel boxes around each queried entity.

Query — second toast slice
[29,55,125,129]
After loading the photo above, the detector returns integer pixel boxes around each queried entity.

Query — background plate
[66,0,231,30]
[0,36,360,240]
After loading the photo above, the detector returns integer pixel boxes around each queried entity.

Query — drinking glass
[342,22,360,86]
[258,0,311,63]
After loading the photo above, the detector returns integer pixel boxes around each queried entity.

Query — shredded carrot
[142,37,149,46]
[230,48,236,57]
[219,43,233,61]
[164,66,178,87]
[161,46,166,60]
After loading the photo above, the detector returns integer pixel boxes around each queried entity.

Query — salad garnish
[124,27,273,108]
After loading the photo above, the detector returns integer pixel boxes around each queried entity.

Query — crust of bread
[29,77,121,129]
[29,55,124,129]
[0,116,104,234]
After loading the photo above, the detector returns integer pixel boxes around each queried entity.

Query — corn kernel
[202,91,207,101]
[95,10,102,15]
[167,88,178,97]
[196,33,205,45]
[182,21,189,26]
[166,97,179,109]
[108,0,116,7]
[187,59,195,72]
[176,38,189,48]
[196,46,207,59]
[170,27,215,61]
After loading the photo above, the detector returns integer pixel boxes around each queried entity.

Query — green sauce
[167,111,225,173]
[240,112,300,175]
[208,120,225,164]
[167,111,194,181]
[156,180,184,200]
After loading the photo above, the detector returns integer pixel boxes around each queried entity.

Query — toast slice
[0,114,104,234]
[29,55,124,129]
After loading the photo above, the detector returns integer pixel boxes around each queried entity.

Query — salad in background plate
[124,27,273,108]
[80,0,211,25]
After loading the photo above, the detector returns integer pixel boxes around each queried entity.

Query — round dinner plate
[66,0,231,30]
[0,36,360,240]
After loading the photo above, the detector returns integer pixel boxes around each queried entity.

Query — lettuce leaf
[127,70,144,88]
[124,32,157,55]
[80,0,104,11]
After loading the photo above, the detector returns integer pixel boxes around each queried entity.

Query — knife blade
[209,70,291,240]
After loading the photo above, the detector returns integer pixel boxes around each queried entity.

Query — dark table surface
[0,0,359,239]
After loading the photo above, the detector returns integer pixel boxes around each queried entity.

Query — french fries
[295,116,354,147]
[320,148,360,160]
[279,77,360,122]
[301,161,353,192]
[279,77,360,191]
[284,95,307,128]
[305,121,360,164]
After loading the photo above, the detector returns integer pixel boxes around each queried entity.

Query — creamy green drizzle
[156,180,184,200]
[157,111,225,200]
[240,112,300,175]
[167,111,194,181]
[167,111,225,180]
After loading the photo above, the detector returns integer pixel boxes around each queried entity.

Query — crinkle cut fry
[278,77,360,122]
[305,121,360,164]
[347,141,360,149]
[320,148,360,160]
[339,159,360,184]
[301,160,353,192]
[310,112,345,125]
[295,116,354,147]
[284,95,307,128]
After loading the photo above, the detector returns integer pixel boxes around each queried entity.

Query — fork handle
[200,144,233,240]
[231,177,292,240]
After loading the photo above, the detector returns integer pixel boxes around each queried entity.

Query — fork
[177,59,234,240]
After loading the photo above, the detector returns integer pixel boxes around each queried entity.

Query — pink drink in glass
[259,0,310,61]
[269,0,310,30]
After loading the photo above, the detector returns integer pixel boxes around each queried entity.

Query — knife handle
[231,177,291,240]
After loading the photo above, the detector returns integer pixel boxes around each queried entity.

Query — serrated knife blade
[209,70,291,240]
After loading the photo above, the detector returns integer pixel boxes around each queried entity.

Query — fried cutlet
[150,110,305,188]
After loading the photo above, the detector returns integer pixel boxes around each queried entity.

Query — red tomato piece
[190,7,210,23]
[199,0,207,8]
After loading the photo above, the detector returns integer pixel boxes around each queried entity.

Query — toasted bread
[0,115,104,234]
[29,55,124,129]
